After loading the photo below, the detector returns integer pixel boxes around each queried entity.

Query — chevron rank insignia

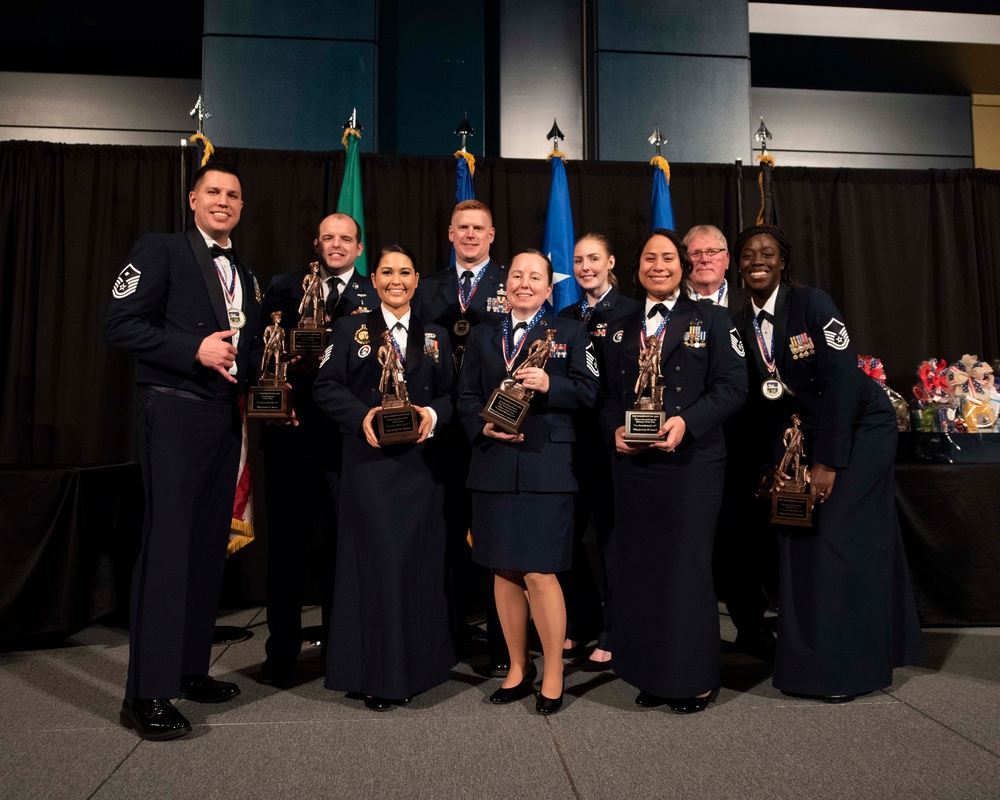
[729,328,745,357]
[585,342,600,376]
[112,263,141,298]
[822,318,850,351]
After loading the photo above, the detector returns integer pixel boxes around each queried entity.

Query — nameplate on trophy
[481,383,531,434]
[771,492,815,527]
[249,311,294,418]
[768,413,814,527]
[624,408,666,442]
[248,381,293,419]
[375,401,420,444]
[289,322,328,362]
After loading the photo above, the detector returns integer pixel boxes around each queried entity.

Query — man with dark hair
[413,200,511,675]
[105,162,263,740]
[257,212,371,686]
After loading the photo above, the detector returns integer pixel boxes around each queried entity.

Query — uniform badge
[353,307,371,315]
[354,324,370,345]
[358,344,371,358]
[319,343,334,367]
[252,274,262,304]
[351,282,360,290]
[684,322,707,348]
[822,318,850,351]
[549,343,568,359]
[486,295,511,314]
[112,263,141,299]
[729,328,745,358]
[496,285,506,297]
[424,333,440,363]
[612,330,624,343]
[585,342,600,377]
[594,323,607,338]
[790,332,816,359]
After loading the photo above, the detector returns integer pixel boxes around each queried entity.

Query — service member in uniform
[457,250,601,714]
[557,233,640,665]
[601,229,746,713]
[257,213,372,686]
[684,223,776,662]
[313,245,455,710]
[412,199,511,674]
[735,223,924,701]
[105,162,262,740]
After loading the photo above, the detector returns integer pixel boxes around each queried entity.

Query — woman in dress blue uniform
[457,250,600,714]
[734,224,924,701]
[313,245,456,711]
[557,234,640,665]
[601,229,747,713]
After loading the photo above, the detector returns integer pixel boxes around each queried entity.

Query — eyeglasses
[688,248,727,261]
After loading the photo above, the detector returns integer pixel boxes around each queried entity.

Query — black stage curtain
[3,139,1000,465]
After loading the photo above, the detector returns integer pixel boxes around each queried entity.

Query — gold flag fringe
[227,518,254,556]
[454,149,476,177]
[547,147,567,161]
[650,154,671,184]
[756,153,776,225]
[342,127,361,148]
[188,132,214,167]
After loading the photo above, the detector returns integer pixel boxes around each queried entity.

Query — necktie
[512,320,527,345]
[648,303,667,319]
[327,277,341,304]
[461,270,473,303]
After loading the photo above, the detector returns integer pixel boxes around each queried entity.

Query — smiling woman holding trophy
[600,229,746,713]
[313,244,455,712]
[457,250,600,714]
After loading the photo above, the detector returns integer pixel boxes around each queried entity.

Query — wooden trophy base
[770,489,815,527]
[623,408,666,443]
[289,324,328,364]
[376,402,420,444]
[248,381,293,418]
[480,384,531,435]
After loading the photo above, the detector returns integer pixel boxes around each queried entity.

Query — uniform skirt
[471,491,573,573]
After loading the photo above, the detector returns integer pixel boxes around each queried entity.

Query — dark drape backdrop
[3,139,1000,466]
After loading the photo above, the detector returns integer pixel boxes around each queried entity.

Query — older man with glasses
[683,224,776,664]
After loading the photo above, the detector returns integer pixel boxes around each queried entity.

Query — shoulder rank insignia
[822,318,850,351]
[729,328,745,358]
[354,324,370,345]
[112,263,141,299]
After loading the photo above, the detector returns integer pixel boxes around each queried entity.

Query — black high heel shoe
[489,663,537,704]
[666,685,721,714]
[536,680,564,715]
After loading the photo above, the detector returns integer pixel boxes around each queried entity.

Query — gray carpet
[2,608,998,800]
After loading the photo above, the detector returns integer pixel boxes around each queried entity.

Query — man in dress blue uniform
[412,199,511,674]
[257,213,371,685]
[684,224,775,662]
[105,162,262,740]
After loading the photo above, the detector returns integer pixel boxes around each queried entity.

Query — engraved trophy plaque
[374,330,420,444]
[249,311,293,418]
[624,333,666,442]
[480,330,555,435]
[289,261,329,363]
[769,413,814,526]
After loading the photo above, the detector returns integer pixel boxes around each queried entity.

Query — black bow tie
[756,309,774,325]
[648,303,668,319]
[210,244,235,264]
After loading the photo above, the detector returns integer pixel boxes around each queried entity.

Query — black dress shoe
[364,696,393,712]
[257,660,294,687]
[489,663,537,704]
[120,698,192,741]
[536,684,564,715]
[735,630,777,663]
[635,690,669,708]
[823,694,856,704]
[666,685,721,714]
[179,675,241,704]
[489,650,511,678]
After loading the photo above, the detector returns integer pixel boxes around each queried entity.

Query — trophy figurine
[769,414,815,526]
[289,261,329,362]
[480,329,556,434]
[623,334,666,442]
[249,311,293,418]
[374,330,420,444]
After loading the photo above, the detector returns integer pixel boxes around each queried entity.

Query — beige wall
[972,94,1000,169]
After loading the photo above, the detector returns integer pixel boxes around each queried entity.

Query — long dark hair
[630,228,692,302]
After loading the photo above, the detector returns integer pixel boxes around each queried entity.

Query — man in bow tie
[105,162,263,740]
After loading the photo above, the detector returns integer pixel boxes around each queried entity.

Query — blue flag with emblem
[543,153,580,312]
[451,150,476,266]
[650,155,675,231]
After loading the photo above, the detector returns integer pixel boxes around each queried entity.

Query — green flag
[336,129,369,276]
